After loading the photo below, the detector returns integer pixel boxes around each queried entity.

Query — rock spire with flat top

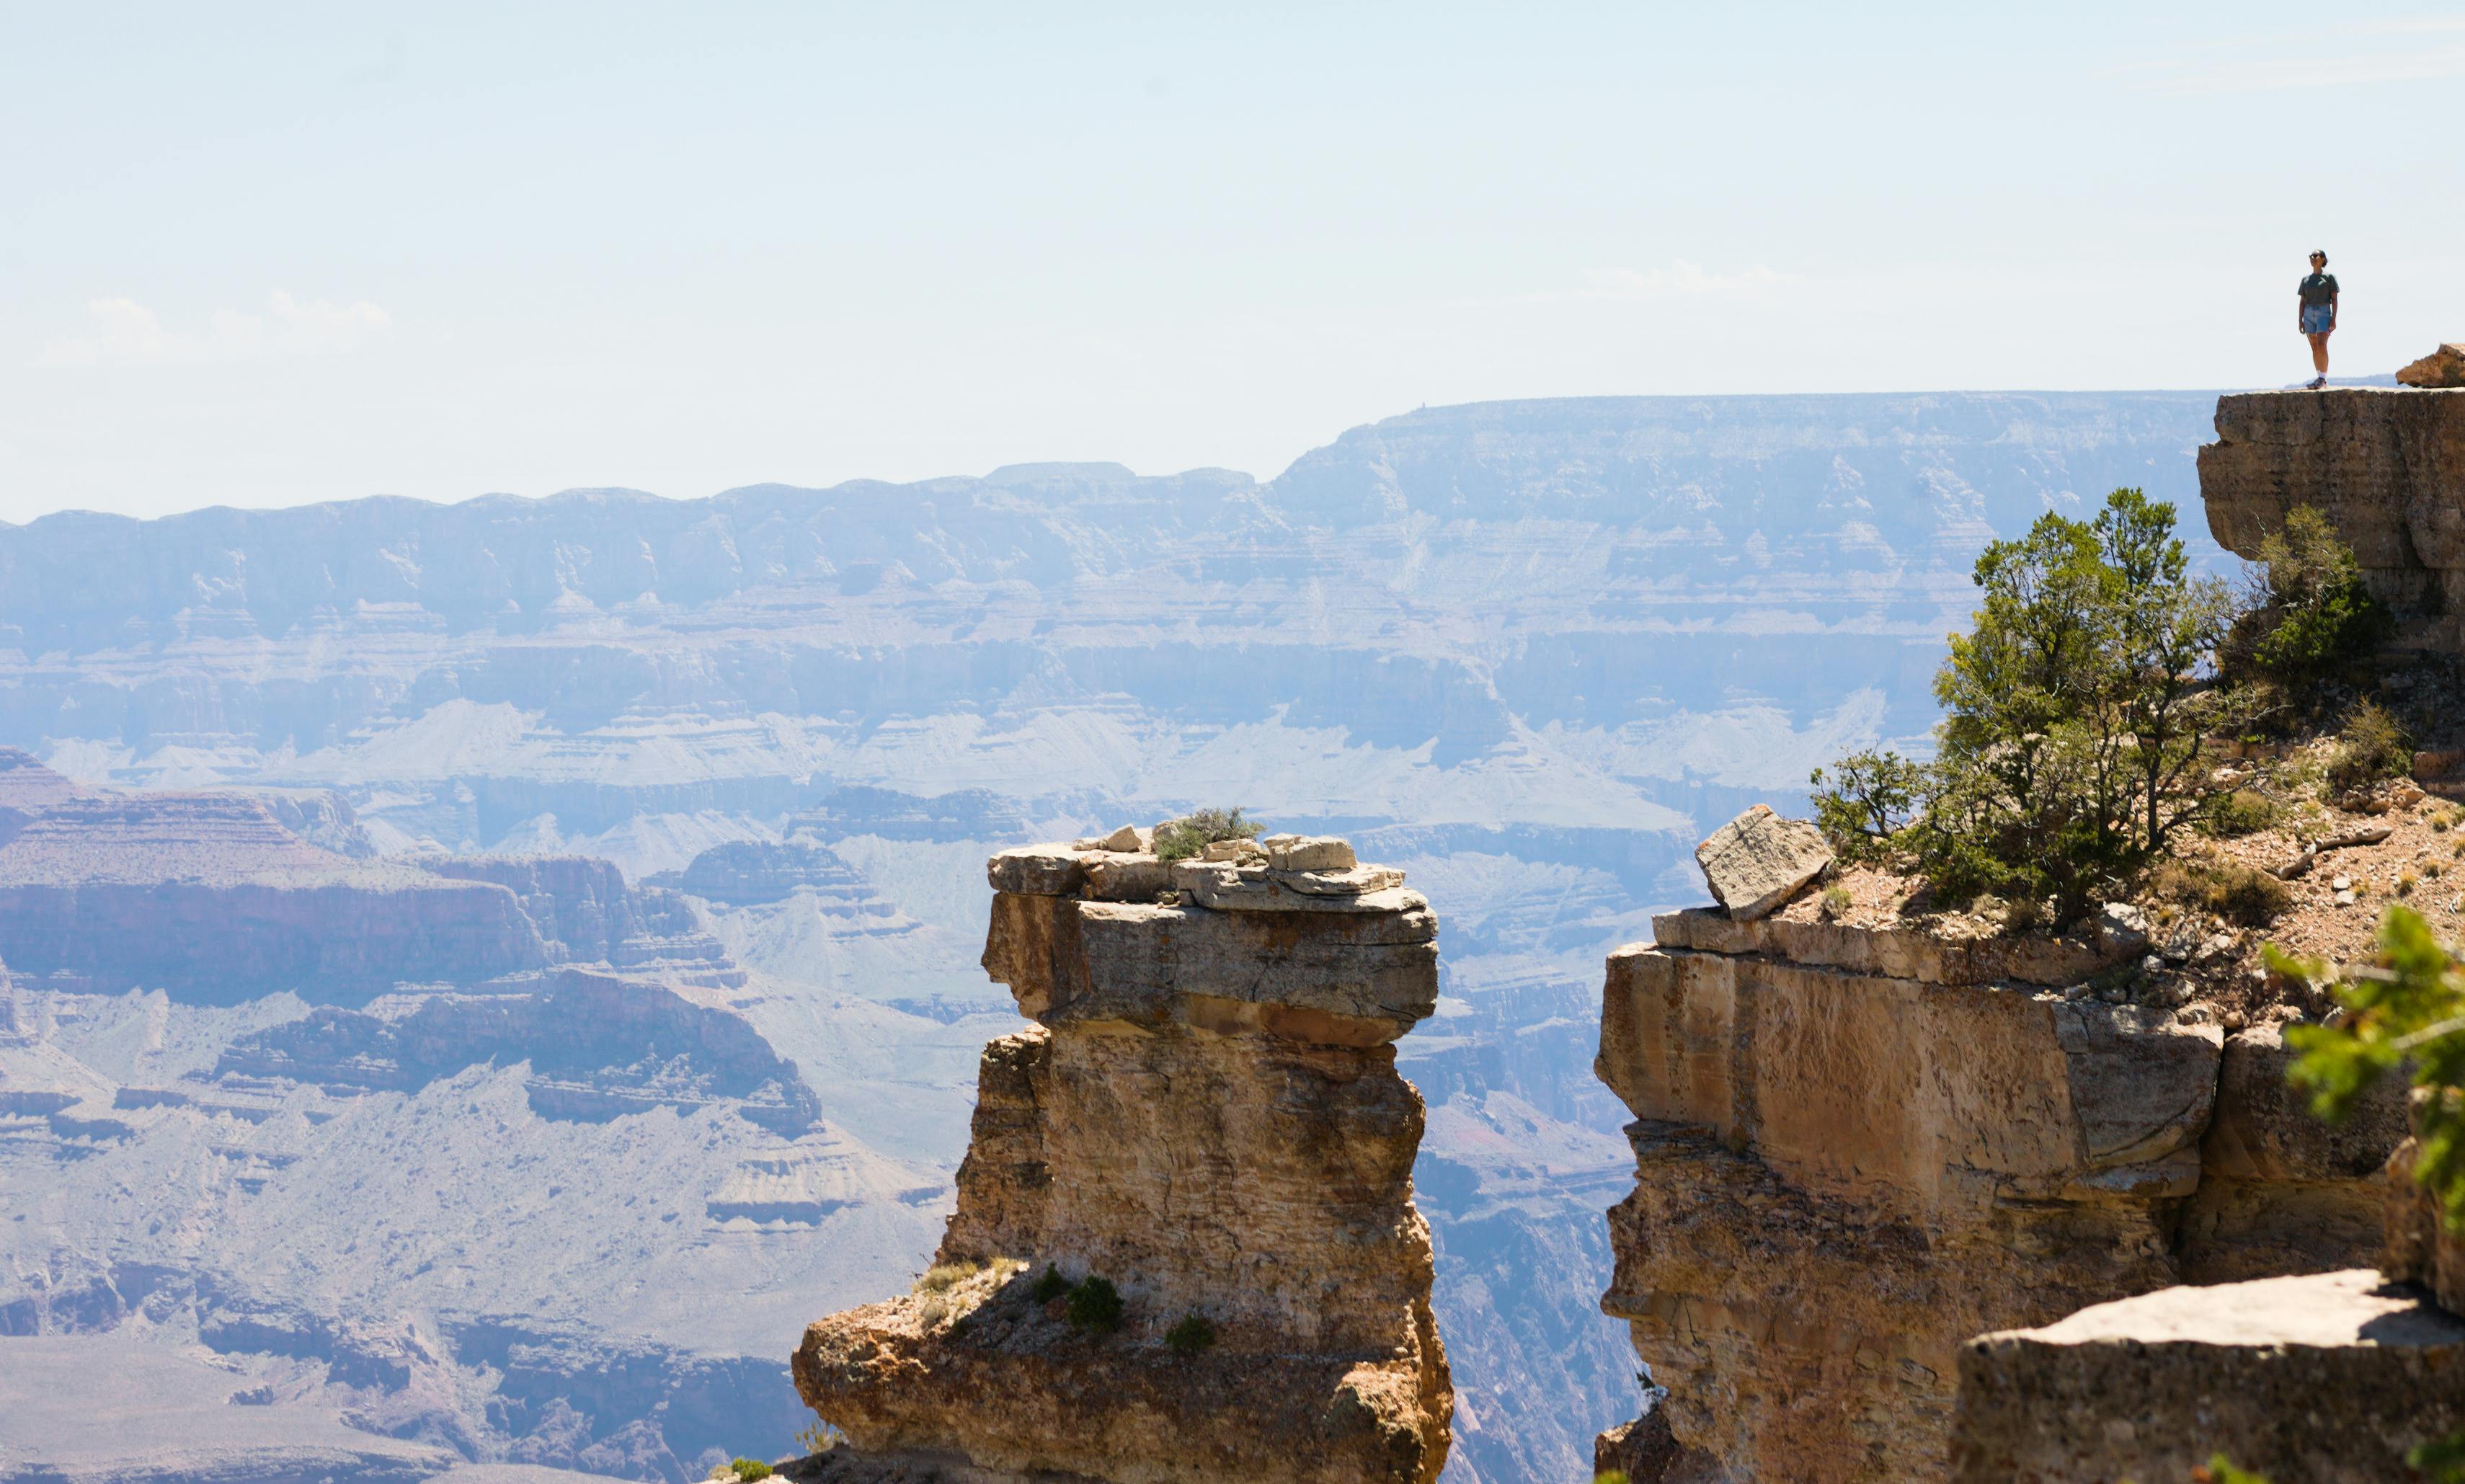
[789,830,1453,1484]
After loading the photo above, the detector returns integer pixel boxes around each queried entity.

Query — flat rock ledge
[791,836,1452,1484]
[1951,1268,2465,1483]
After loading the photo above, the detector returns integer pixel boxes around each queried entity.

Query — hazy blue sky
[6,1,2464,521]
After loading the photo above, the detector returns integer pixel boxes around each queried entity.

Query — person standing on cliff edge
[2299,249,2339,389]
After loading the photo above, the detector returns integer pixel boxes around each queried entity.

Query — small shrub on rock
[1030,1265,1070,1304]
[1154,807,1264,862]
[2224,505,2394,687]
[1999,894,2046,935]
[2327,701,2412,796]
[2200,789,2279,838]
[1065,1275,1124,1333]
[1165,1311,1216,1356]
[2152,858,2291,927]
[729,1460,774,1482]
[914,1261,976,1294]
[1817,884,1852,920]
[1808,749,1922,862]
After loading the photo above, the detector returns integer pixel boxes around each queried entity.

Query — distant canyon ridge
[0,391,2228,1484]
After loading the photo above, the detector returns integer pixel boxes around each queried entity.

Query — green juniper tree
[1812,488,2237,916]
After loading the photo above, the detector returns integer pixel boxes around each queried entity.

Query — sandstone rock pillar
[790,836,1453,1484]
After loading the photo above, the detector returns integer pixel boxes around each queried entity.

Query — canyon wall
[0,746,928,1480]
[0,391,2234,1482]
[792,834,1453,1483]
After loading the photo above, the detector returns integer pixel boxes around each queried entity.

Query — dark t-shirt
[2300,272,2340,306]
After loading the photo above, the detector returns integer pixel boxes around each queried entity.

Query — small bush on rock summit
[2200,789,2279,838]
[915,1261,976,1293]
[2152,858,2290,927]
[1065,1275,1124,1333]
[2327,701,2412,796]
[727,1460,774,1481]
[1154,807,1264,862]
[2224,505,2394,688]
[1165,1311,1216,1356]
[1809,749,1922,863]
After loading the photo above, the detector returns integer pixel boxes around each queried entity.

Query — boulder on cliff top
[2397,342,2465,388]
[1695,804,1831,920]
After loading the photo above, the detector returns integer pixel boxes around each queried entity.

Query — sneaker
[2308,376,2327,389]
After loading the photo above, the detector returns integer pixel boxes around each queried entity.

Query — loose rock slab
[1694,804,1832,920]
[1952,1268,2465,1483]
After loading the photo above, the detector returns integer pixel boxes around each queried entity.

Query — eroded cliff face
[1592,907,2406,1483]
[791,836,1453,1484]
[2198,387,2465,637]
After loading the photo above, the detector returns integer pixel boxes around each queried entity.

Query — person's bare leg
[2310,332,2330,376]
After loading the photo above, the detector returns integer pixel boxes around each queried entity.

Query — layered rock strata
[418,853,745,987]
[2198,386,2465,639]
[0,791,548,998]
[1593,904,2407,1483]
[791,834,1453,1483]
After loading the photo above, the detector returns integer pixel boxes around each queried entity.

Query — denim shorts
[2301,303,2335,334]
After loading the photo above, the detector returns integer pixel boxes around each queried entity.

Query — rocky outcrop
[1592,897,2408,1482]
[2399,342,2465,388]
[2198,387,2465,638]
[1950,1267,2465,1482]
[1949,1094,2465,1482]
[790,834,1453,1483]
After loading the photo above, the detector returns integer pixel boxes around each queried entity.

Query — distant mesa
[217,967,821,1134]
[0,747,85,814]
[788,786,1031,846]
[646,839,880,908]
